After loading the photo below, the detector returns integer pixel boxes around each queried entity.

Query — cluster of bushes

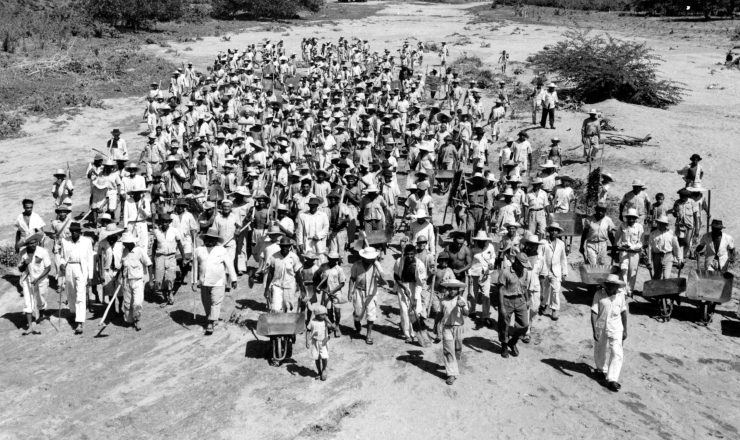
[496,0,738,17]
[211,0,325,18]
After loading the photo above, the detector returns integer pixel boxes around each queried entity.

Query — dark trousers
[540,108,555,128]
[498,295,529,345]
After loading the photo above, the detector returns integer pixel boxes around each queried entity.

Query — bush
[527,29,685,108]
[0,244,18,269]
[27,92,105,117]
[84,0,185,31]
[0,112,26,140]
[212,0,325,18]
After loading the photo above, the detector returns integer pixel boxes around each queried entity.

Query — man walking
[591,274,628,392]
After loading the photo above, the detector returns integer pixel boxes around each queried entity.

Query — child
[547,138,562,169]
[649,193,667,231]
[439,280,469,386]
[306,305,335,381]
[431,252,457,342]
[318,251,346,338]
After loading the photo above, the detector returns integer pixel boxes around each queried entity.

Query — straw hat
[624,208,638,218]
[121,232,137,244]
[514,252,532,269]
[441,280,466,289]
[364,184,380,194]
[359,247,379,260]
[604,274,626,287]
[547,222,564,232]
[655,214,670,224]
[472,231,492,241]
[200,227,220,240]
[540,160,557,169]
[100,223,125,240]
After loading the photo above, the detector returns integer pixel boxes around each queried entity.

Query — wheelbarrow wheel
[700,302,715,326]
[659,297,673,322]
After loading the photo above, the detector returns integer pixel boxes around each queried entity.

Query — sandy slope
[1,2,739,439]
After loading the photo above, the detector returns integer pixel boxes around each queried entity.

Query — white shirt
[296,211,330,254]
[16,212,46,240]
[60,236,95,279]
[591,288,627,337]
[266,251,302,290]
[20,246,51,281]
[196,245,237,287]
[153,226,183,255]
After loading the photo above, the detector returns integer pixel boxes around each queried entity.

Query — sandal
[445,376,457,385]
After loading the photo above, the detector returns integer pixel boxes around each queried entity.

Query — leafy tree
[84,0,184,30]
[211,0,325,18]
[527,29,685,108]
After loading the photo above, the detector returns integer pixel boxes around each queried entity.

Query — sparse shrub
[0,112,26,140]
[527,29,685,108]
[0,245,18,269]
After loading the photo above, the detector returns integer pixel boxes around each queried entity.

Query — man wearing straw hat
[18,234,51,335]
[581,109,601,162]
[296,197,330,262]
[580,202,616,266]
[153,213,187,305]
[512,132,532,175]
[695,219,735,273]
[439,279,469,386]
[97,223,125,307]
[52,168,75,208]
[358,184,388,233]
[542,222,569,321]
[348,246,386,345]
[465,172,489,241]
[120,232,152,331]
[394,244,427,343]
[615,208,644,296]
[408,208,436,254]
[195,227,237,335]
[646,214,683,280]
[538,159,559,192]
[264,237,305,313]
[526,178,549,237]
[213,199,241,282]
[122,181,151,250]
[540,83,558,129]
[106,129,129,161]
[467,230,496,326]
[672,188,699,260]
[498,252,532,358]
[15,199,46,252]
[589,274,628,394]
[550,176,575,214]
[59,223,94,334]
[619,180,650,226]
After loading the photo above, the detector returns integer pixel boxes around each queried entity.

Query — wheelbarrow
[642,275,687,323]
[686,270,734,325]
[435,169,456,194]
[256,312,305,366]
[579,265,621,285]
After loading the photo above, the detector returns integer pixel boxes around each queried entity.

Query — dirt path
[1,2,740,439]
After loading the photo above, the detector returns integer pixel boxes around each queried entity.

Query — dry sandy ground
[1,2,740,439]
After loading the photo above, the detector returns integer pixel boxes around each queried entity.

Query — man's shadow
[396,350,446,380]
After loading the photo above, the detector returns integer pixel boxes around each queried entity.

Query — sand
[0,2,738,439]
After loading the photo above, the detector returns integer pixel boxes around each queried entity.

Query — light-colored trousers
[468,275,491,319]
[22,278,47,318]
[65,264,87,323]
[619,251,640,294]
[594,330,623,382]
[122,278,145,323]
[269,285,298,312]
[585,241,608,265]
[353,289,377,322]
[398,281,422,337]
[542,275,562,311]
[201,285,225,321]
[443,325,464,377]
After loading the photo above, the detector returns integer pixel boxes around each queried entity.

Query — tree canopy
[211,0,325,19]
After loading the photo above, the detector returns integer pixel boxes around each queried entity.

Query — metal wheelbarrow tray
[642,278,687,298]
[579,265,621,285]
[686,270,734,304]
[256,313,305,337]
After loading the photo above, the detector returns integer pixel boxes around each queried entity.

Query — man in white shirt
[615,209,644,296]
[106,129,129,161]
[542,222,569,321]
[120,232,152,330]
[15,199,46,252]
[59,223,95,334]
[196,228,237,335]
[591,274,628,392]
[264,237,305,313]
[18,235,51,334]
[152,213,186,305]
[296,198,330,263]
[540,83,558,129]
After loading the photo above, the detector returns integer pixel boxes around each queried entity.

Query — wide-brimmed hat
[230,186,251,198]
[547,83,557,88]
[624,208,638,218]
[200,227,220,240]
[278,237,293,247]
[514,252,532,269]
[128,182,149,194]
[690,154,702,161]
[441,280,466,289]
[93,177,109,190]
[604,274,626,287]
[502,188,514,197]
[504,221,521,229]
[522,231,546,245]
[601,172,614,183]
[540,160,557,169]
[100,223,125,240]
[327,250,341,260]
[53,168,66,177]
[55,206,72,213]
[120,232,137,244]
[655,214,670,224]
[472,231,492,241]
[547,222,564,232]
[710,219,725,229]
[587,109,599,115]
[631,179,645,187]
[359,247,379,260]
[364,184,380,194]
